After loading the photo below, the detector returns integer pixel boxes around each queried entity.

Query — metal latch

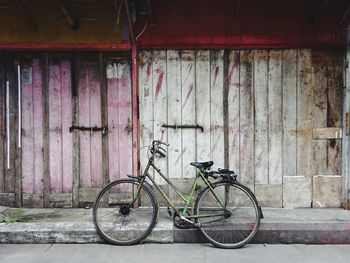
[69,126,108,135]
[162,124,204,132]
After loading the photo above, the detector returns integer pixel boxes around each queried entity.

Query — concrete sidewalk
[0,206,350,244]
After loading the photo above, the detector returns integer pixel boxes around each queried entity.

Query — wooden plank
[239,50,255,189]
[14,60,22,207]
[72,54,80,207]
[88,61,102,188]
[117,61,133,180]
[210,50,225,171]
[297,49,313,176]
[0,193,15,206]
[32,59,44,196]
[138,51,154,176]
[167,50,182,179]
[253,50,268,184]
[0,54,4,193]
[107,63,120,182]
[152,50,167,184]
[42,54,50,207]
[282,50,297,180]
[61,60,73,193]
[22,194,43,208]
[313,128,342,139]
[181,50,196,178]
[311,50,327,176]
[313,175,342,207]
[78,59,92,188]
[78,188,102,203]
[4,56,16,194]
[49,193,73,208]
[100,54,109,189]
[268,50,283,184]
[48,60,63,193]
[326,52,343,175]
[342,48,350,209]
[227,50,240,174]
[21,61,35,195]
[195,50,211,163]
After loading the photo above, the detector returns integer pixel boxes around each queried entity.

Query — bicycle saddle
[190,161,214,169]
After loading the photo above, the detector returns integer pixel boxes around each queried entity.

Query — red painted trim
[138,33,347,49]
[0,43,132,51]
[132,45,139,177]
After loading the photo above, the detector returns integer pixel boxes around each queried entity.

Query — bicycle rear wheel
[194,181,260,249]
[93,179,158,245]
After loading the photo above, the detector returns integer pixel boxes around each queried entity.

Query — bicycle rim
[195,182,260,248]
[93,179,158,245]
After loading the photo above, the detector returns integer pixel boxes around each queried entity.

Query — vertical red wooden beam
[132,46,139,177]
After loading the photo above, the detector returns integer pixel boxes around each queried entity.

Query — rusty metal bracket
[69,126,108,135]
[162,124,204,132]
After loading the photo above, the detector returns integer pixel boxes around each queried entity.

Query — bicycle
[93,140,263,249]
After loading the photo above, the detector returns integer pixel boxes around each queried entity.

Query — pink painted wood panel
[21,62,35,194]
[107,61,133,183]
[32,59,44,194]
[60,61,73,192]
[48,59,73,194]
[117,62,132,180]
[107,66,120,182]
[78,62,92,188]
[48,61,63,193]
[89,64,102,188]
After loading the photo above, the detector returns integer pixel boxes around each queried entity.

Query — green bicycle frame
[132,155,227,220]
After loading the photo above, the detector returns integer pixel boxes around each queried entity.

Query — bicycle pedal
[167,206,172,217]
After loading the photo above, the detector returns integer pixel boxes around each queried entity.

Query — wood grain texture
[88,61,102,188]
[117,61,133,180]
[195,50,211,163]
[21,61,35,194]
[210,50,225,171]
[167,50,182,179]
[254,50,268,184]
[311,50,327,176]
[0,55,4,193]
[239,50,255,189]
[138,51,154,177]
[227,50,240,174]
[181,50,196,178]
[297,49,313,176]
[32,59,44,195]
[282,50,297,178]
[48,60,63,193]
[326,51,343,175]
[78,60,92,188]
[152,50,167,184]
[268,50,283,184]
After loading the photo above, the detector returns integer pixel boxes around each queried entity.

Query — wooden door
[0,54,18,207]
[75,55,133,207]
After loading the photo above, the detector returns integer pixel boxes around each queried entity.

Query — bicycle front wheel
[93,179,158,245]
[194,181,260,249]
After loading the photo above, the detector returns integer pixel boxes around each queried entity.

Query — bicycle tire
[194,181,260,249]
[93,179,158,245]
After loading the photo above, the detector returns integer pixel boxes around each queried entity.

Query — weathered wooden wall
[138,49,344,208]
[0,53,133,208]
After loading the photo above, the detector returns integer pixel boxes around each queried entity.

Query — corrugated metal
[138,49,344,208]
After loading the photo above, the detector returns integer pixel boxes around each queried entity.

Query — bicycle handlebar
[150,140,169,158]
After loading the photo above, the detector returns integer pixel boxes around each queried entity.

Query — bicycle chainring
[173,209,194,229]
